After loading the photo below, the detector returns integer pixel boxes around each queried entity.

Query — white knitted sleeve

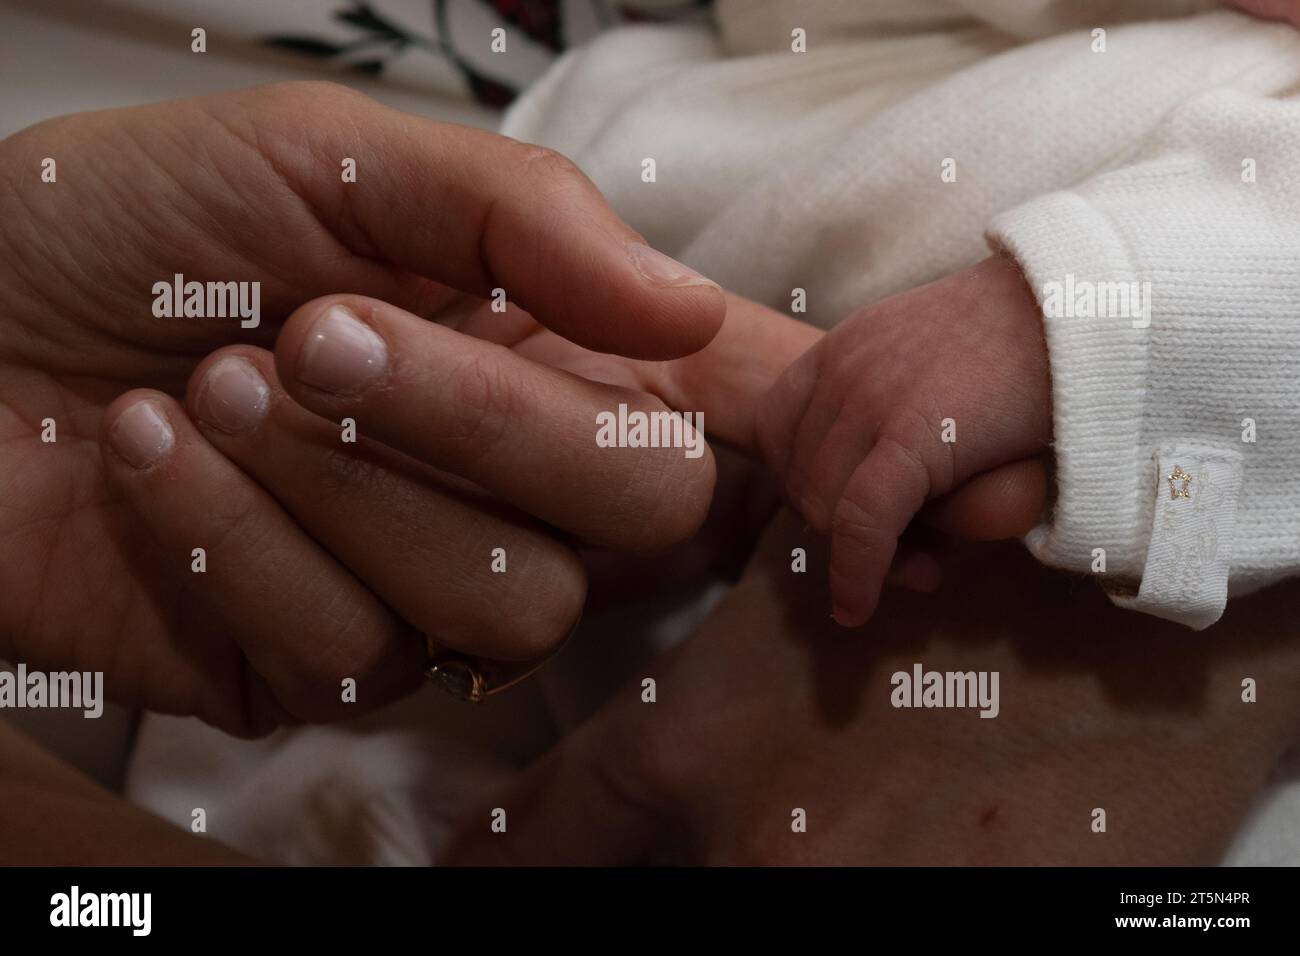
[987,88,1300,629]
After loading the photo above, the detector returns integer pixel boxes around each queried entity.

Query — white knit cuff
[987,191,1153,583]
[986,91,1300,629]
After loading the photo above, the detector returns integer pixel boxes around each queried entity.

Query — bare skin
[0,82,727,737]
[0,83,1045,741]
[757,255,1051,627]
[3,60,1294,864]
[446,510,1300,866]
[0,719,253,865]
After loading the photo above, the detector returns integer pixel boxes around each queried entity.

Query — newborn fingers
[829,430,935,627]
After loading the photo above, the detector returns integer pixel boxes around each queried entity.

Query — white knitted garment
[504,2,1300,629]
[989,92,1300,626]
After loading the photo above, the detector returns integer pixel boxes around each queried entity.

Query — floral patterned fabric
[103,0,714,108]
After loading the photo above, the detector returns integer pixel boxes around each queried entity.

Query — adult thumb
[233,82,725,360]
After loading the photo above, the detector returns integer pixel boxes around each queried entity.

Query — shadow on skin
[754,511,1300,729]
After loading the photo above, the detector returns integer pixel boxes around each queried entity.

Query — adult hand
[0,81,1049,739]
[0,82,724,736]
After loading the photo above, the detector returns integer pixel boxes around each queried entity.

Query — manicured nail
[297,306,388,394]
[110,401,174,469]
[627,243,719,290]
[194,356,270,434]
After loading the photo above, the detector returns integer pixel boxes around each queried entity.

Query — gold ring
[423,622,575,703]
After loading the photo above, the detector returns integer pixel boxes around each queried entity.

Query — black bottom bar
[0,866,1281,942]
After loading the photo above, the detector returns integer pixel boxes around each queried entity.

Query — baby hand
[755,256,1052,626]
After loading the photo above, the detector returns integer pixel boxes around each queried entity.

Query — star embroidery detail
[1167,465,1192,501]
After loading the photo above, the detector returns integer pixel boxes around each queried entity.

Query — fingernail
[110,401,174,469]
[627,243,719,290]
[297,305,388,394]
[831,605,864,629]
[194,356,270,434]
